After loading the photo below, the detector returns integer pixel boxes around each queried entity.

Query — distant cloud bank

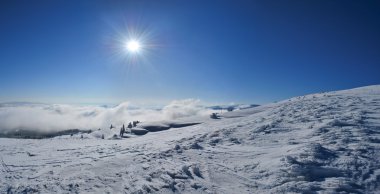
[0,99,213,133]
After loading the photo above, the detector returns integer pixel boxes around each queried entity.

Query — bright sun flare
[126,40,141,53]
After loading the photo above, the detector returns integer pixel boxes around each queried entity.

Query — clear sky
[1,0,379,105]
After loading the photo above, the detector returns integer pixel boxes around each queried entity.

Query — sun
[126,40,141,53]
[109,25,157,64]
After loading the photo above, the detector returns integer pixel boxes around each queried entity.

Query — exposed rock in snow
[139,122,201,133]
[131,128,149,135]
[1,85,380,193]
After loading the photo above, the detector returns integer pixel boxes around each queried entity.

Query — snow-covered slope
[1,85,380,193]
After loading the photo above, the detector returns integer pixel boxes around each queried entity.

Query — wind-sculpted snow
[0,99,213,136]
[1,85,380,193]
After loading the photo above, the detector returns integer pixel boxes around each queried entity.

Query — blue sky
[0,0,379,105]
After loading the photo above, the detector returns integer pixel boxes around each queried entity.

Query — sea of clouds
[0,99,213,133]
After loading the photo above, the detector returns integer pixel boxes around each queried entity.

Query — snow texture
[1,85,380,193]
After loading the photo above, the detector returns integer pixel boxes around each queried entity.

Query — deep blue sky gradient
[1,0,379,105]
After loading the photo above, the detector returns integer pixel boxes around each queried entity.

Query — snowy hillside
[1,85,380,193]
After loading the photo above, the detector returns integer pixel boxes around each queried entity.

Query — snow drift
[1,85,380,193]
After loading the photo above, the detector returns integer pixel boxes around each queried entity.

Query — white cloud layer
[0,99,212,133]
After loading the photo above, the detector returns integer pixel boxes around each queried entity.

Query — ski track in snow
[1,85,380,193]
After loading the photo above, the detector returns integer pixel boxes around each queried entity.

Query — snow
[1,85,380,193]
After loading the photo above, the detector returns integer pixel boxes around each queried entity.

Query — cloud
[0,99,212,133]
[162,99,206,119]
